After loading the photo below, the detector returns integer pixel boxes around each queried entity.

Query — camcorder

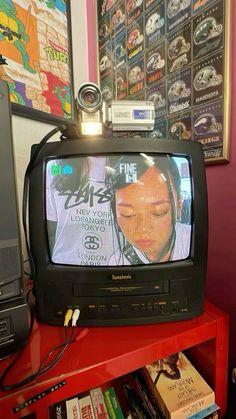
[62,82,155,138]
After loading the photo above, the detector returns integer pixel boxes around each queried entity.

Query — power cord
[22,125,66,280]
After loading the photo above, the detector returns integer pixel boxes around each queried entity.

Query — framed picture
[96,0,232,164]
[0,0,74,124]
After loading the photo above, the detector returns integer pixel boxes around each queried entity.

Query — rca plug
[72,308,80,327]
[64,308,73,326]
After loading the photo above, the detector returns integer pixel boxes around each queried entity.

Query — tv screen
[29,138,208,326]
[46,154,192,267]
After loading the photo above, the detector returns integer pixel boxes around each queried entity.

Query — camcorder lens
[77,83,102,112]
[83,90,97,105]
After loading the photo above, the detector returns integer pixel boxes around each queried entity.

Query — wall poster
[96,0,232,164]
[0,0,74,124]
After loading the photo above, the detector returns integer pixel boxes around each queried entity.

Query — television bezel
[29,137,208,288]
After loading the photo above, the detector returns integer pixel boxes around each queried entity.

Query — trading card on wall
[111,0,126,37]
[193,51,223,106]
[146,80,166,119]
[112,32,127,71]
[144,1,165,49]
[147,118,167,139]
[101,79,114,102]
[168,111,192,141]
[97,0,115,18]
[128,57,145,96]
[99,45,113,80]
[115,68,128,99]
[193,1,224,61]
[126,0,144,26]
[166,0,192,33]
[167,22,191,74]
[145,40,166,85]
[193,100,223,158]
[127,18,145,61]
[167,67,192,115]
[98,15,111,50]
[193,0,218,15]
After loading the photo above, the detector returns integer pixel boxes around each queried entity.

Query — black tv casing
[29,138,208,326]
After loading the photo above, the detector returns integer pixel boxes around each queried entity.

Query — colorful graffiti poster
[0,0,74,124]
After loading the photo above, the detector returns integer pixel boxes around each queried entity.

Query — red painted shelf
[0,300,229,419]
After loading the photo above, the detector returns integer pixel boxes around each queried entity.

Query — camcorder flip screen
[46,154,192,267]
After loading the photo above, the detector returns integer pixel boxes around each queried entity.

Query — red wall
[87,1,236,370]
[206,2,236,371]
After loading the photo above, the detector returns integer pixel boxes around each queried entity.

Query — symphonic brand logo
[111,274,132,280]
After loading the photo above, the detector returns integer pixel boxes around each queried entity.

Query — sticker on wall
[146,80,166,118]
[101,78,113,102]
[167,22,191,74]
[111,1,126,36]
[112,31,127,70]
[144,1,165,49]
[168,111,192,141]
[126,0,144,26]
[193,51,223,106]
[193,100,223,159]
[99,47,113,80]
[98,16,111,50]
[115,68,128,99]
[167,68,192,115]
[127,18,144,61]
[145,39,166,85]
[193,1,224,61]
[128,57,145,96]
[147,118,167,138]
[166,0,191,33]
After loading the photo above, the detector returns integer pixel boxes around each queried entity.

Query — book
[187,403,220,419]
[142,352,215,419]
[66,397,80,419]
[104,387,125,419]
[90,387,109,419]
[125,371,163,419]
[79,395,95,419]
[124,382,154,419]
[49,399,67,419]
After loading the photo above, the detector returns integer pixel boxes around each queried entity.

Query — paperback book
[90,387,109,419]
[142,352,215,419]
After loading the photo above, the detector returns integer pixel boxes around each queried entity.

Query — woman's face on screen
[115,166,177,262]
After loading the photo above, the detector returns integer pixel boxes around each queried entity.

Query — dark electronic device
[28,137,208,326]
[0,80,28,357]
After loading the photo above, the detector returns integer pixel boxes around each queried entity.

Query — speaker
[0,80,28,358]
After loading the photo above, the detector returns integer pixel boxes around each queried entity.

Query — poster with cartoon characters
[97,0,231,163]
[0,0,74,124]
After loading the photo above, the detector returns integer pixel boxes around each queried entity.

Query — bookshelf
[0,300,229,419]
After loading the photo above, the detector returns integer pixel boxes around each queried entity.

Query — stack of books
[49,385,124,419]
[49,352,220,419]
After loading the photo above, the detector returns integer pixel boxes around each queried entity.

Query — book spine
[106,387,125,419]
[103,389,116,419]
[187,402,220,419]
[79,395,95,419]
[66,397,80,419]
[90,387,109,419]
[173,392,215,419]
[49,399,67,419]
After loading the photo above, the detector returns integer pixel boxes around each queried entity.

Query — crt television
[28,138,208,326]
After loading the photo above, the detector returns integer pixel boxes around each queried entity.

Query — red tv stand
[0,300,229,419]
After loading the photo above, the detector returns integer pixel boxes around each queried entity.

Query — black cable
[22,125,66,280]
[0,319,78,391]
